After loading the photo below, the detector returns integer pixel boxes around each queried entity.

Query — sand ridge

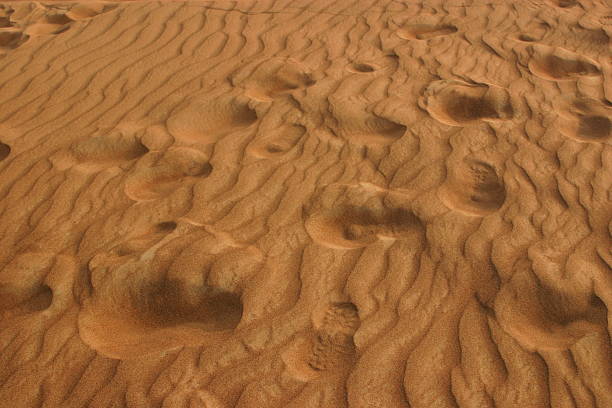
[0,0,610,407]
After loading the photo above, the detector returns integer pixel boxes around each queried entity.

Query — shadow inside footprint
[397,24,458,40]
[348,63,377,73]
[0,142,10,161]
[577,115,610,140]
[0,30,29,52]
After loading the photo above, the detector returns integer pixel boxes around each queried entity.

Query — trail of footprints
[1,7,609,405]
[0,3,116,56]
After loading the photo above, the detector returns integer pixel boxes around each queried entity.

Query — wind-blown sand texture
[0,0,611,407]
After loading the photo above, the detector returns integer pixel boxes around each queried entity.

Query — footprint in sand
[283,302,360,381]
[79,229,262,359]
[124,147,212,201]
[236,57,315,102]
[528,45,601,81]
[555,96,611,143]
[0,253,54,319]
[79,274,244,359]
[247,124,306,159]
[420,80,514,127]
[328,96,407,146]
[70,128,149,168]
[166,95,258,145]
[306,205,424,250]
[0,142,10,161]
[494,265,607,351]
[438,158,506,217]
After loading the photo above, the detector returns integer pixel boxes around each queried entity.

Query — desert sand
[0,0,610,407]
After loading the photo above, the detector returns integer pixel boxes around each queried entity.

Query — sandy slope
[0,0,610,407]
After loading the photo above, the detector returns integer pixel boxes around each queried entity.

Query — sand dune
[0,0,610,407]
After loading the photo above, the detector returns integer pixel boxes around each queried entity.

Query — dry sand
[0,0,611,407]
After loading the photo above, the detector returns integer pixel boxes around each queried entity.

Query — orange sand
[0,0,610,407]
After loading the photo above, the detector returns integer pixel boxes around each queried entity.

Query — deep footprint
[79,277,243,359]
[556,97,611,143]
[495,267,607,351]
[0,30,29,53]
[529,45,601,81]
[439,158,506,216]
[421,80,513,126]
[79,232,249,360]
